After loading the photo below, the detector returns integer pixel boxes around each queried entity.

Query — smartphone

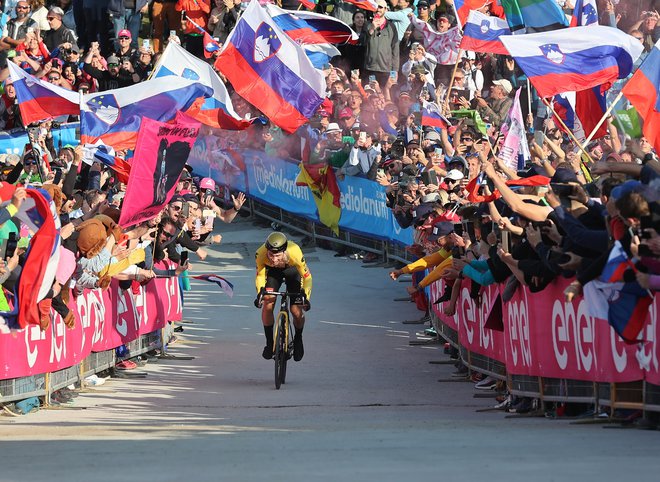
[389,70,397,79]
[181,202,190,218]
[27,27,34,34]
[180,250,188,266]
[194,218,202,232]
[170,30,176,37]
[453,223,464,237]
[550,183,574,197]
[465,221,476,243]
[53,168,63,184]
[501,230,510,253]
[434,147,442,156]
[420,170,438,186]
[534,129,544,146]
[480,220,493,238]
[142,39,150,49]
[368,75,376,83]
[358,131,367,143]
[351,69,359,78]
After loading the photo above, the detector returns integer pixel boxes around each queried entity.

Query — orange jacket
[177,0,212,33]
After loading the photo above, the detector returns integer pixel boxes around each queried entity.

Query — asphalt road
[0,219,658,482]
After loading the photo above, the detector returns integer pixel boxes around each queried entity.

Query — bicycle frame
[266,291,295,389]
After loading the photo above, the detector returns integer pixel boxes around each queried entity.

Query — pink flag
[119,117,200,228]
[499,88,530,171]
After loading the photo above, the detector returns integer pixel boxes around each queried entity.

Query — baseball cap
[339,107,354,119]
[425,130,442,142]
[376,0,388,8]
[492,79,513,94]
[106,54,120,65]
[317,109,330,117]
[118,29,132,39]
[417,0,429,7]
[447,155,468,170]
[444,169,464,181]
[428,221,454,241]
[550,167,578,184]
[610,180,643,201]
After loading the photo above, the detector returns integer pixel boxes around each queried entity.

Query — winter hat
[42,184,64,213]
[75,218,107,258]
[95,214,123,241]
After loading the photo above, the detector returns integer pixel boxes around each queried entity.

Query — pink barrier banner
[0,272,183,380]
[431,277,658,384]
[429,280,459,331]
[455,284,506,363]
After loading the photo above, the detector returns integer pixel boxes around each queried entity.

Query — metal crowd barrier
[0,330,164,407]
[250,196,660,415]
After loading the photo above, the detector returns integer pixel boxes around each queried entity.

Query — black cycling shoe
[293,335,304,362]
[262,345,273,360]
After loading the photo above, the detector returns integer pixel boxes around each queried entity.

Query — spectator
[152,0,180,53]
[475,79,513,128]
[364,0,400,88]
[28,0,50,31]
[109,0,149,50]
[43,6,78,53]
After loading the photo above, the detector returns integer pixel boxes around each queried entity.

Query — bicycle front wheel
[274,313,287,389]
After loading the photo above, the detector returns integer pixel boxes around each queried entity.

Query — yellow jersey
[255,241,312,299]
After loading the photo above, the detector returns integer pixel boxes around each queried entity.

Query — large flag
[570,0,598,27]
[461,10,511,55]
[500,0,569,32]
[266,4,358,44]
[583,241,653,343]
[215,0,326,133]
[421,101,449,130]
[153,42,250,130]
[80,76,210,151]
[296,157,341,235]
[409,16,462,65]
[499,88,530,170]
[118,117,200,228]
[8,62,80,125]
[552,92,587,141]
[500,26,643,98]
[622,39,660,155]
[4,189,61,329]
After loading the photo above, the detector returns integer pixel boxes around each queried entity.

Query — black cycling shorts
[265,266,303,299]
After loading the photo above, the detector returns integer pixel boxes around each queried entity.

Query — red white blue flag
[215,0,325,133]
[422,101,449,130]
[570,0,598,27]
[153,42,251,131]
[192,274,234,297]
[460,10,511,55]
[8,62,79,125]
[80,76,210,151]
[623,39,660,155]
[267,3,358,44]
[500,25,643,98]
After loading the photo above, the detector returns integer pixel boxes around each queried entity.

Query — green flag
[451,109,488,137]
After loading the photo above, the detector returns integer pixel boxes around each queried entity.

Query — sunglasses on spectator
[16,5,29,9]
[160,230,176,239]
[461,137,473,142]
[47,16,57,20]
[108,63,119,67]
[24,159,36,165]
[119,36,130,40]
[170,205,182,211]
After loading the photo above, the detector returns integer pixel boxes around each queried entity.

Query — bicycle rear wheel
[274,314,287,389]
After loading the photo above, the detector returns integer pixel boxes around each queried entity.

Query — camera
[550,183,574,197]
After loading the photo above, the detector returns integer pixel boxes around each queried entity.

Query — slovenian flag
[303,43,341,69]
[185,15,222,59]
[215,0,325,133]
[193,274,234,297]
[344,0,377,12]
[500,25,643,98]
[622,39,660,155]
[153,42,251,131]
[267,3,358,45]
[8,62,80,125]
[570,0,598,27]
[460,10,511,55]
[422,101,449,129]
[80,76,211,151]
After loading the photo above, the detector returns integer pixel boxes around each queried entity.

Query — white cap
[492,79,513,94]
[325,123,341,134]
[444,169,464,181]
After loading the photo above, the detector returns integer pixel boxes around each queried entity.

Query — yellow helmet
[265,232,288,253]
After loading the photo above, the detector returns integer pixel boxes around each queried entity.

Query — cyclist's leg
[283,267,305,361]
[261,268,284,359]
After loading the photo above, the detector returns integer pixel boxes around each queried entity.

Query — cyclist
[254,232,312,362]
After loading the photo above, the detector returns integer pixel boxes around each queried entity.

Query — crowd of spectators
[0,0,657,414]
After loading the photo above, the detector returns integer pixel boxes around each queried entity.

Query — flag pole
[443,49,463,115]
[578,91,624,156]
[526,79,532,116]
[542,97,594,177]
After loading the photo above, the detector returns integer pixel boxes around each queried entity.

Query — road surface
[0,219,658,482]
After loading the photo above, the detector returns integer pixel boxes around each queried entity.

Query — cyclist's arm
[255,247,267,294]
[401,249,449,274]
[289,245,312,300]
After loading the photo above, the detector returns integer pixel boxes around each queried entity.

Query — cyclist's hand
[254,289,264,308]
[302,296,311,312]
